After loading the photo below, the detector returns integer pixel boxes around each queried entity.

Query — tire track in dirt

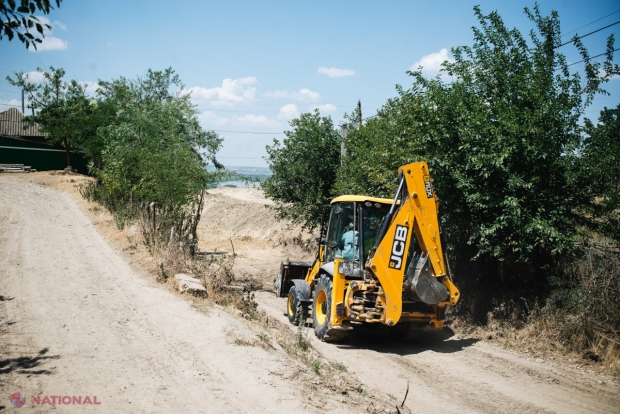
[255,290,620,414]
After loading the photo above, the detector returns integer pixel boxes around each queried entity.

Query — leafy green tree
[263,110,340,230]
[88,68,223,253]
[8,67,92,169]
[335,5,619,280]
[0,0,62,50]
[581,104,620,241]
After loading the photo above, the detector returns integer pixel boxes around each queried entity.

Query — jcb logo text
[389,225,408,270]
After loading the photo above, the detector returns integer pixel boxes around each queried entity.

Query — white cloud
[308,103,337,113]
[277,103,299,120]
[0,98,22,109]
[198,111,229,127]
[23,71,45,83]
[599,68,620,80]
[186,77,258,106]
[410,48,454,76]
[32,36,68,51]
[53,20,67,31]
[235,114,281,128]
[26,16,68,52]
[79,81,98,95]
[317,67,357,78]
[265,88,320,102]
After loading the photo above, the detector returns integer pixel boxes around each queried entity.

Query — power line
[217,156,263,159]
[562,9,620,37]
[211,129,285,134]
[566,47,620,67]
[559,20,620,47]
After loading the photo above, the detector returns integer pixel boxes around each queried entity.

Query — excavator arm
[366,161,460,325]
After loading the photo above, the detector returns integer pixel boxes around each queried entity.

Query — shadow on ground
[332,325,478,356]
[0,347,60,375]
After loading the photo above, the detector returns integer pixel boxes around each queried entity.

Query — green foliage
[82,68,222,253]
[581,104,620,242]
[92,69,219,208]
[7,67,93,168]
[0,0,62,50]
[336,5,619,272]
[263,110,340,231]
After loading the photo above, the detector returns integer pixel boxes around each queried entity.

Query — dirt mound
[197,188,316,287]
[200,187,309,246]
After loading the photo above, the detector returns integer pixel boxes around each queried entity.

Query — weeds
[331,362,347,372]
[310,360,320,374]
[240,288,259,320]
[233,338,256,347]
[257,332,271,345]
[541,247,620,371]
[477,246,620,373]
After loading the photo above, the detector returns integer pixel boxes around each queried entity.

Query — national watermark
[10,392,102,408]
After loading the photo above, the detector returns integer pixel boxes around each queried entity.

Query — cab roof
[330,195,394,205]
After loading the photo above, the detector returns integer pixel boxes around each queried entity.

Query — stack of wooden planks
[0,164,36,173]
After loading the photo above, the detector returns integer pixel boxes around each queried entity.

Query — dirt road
[257,291,620,414]
[0,176,352,413]
[1,175,619,413]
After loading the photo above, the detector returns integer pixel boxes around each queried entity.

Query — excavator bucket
[403,253,449,305]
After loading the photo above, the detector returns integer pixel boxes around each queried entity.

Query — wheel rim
[287,293,295,317]
[316,290,327,325]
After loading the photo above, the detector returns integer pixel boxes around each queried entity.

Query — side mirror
[328,240,338,248]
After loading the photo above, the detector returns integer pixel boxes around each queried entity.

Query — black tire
[388,322,411,341]
[312,275,332,341]
[286,285,302,325]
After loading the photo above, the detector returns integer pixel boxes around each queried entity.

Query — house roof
[0,107,44,138]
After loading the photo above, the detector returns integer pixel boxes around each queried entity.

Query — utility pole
[22,90,25,113]
[357,100,362,126]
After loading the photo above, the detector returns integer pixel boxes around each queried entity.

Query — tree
[88,68,223,253]
[263,110,341,231]
[8,67,92,170]
[335,5,619,282]
[0,0,62,50]
[581,104,620,242]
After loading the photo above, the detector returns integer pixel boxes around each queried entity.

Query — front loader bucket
[404,253,449,305]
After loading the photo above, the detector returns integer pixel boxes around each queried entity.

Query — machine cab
[323,196,393,270]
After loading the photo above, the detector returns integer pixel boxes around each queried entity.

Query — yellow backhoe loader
[274,161,460,341]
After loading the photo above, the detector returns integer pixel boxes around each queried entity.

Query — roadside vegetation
[9,68,226,257]
[263,5,620,370]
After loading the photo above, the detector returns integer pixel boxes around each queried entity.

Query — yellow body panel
[329,259,346,326]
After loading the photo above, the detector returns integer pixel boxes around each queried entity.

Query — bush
[547,247,620,352]
[81,68,222,255]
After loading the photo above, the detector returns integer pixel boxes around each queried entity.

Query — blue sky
[1,0,619,167]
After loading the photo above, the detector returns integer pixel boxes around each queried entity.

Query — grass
[233,338,256,347]
[257,332,271,345]
[310,360,321,374]
[331,362,347,372]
